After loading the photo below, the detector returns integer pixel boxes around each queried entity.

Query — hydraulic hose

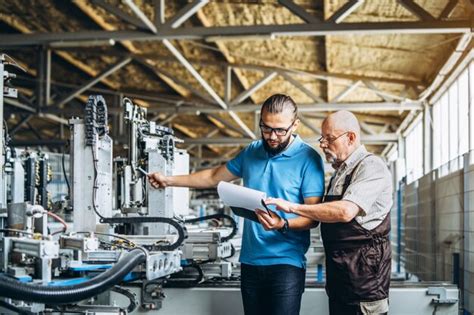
[0,299,35,315]
[0,249,145,305]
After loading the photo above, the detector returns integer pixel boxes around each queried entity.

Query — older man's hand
[265,197,298,214]
[255,209,284,231]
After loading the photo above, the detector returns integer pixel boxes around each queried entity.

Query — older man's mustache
[323,149,342,167]
[323,149,337,160]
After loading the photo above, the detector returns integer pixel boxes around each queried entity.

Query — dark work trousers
[240,263,306,315]
[329,299,388,315]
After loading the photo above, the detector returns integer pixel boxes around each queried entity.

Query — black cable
[185,214,237,242]
[101,217,187,251]
[91,145,104,219]
[2,119,9,150]
[140,178,146,207]
[111,286,138,313]
[61,150,70,198]
[229,243,236,258]
[0,300,34,315]
[164,264,204,288]
[76,231,136,248]
[3,119,9,138]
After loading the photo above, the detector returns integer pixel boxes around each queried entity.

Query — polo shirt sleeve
[342,157,390,216]
[301,150,325,199]
[226,146,247,177]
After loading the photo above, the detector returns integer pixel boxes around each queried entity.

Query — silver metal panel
[71,120,96,232]
[110,284,459,315]
[172,150,189,217]
[96,135,113,218]
[200,262,233,278]
[122,165,132,209]
[71,120,113,232]
[183,242,232,261]
[60,236,99,252]
[11,238,59,259]
[82,250,122,262]
[145,250,182,280]
[146,151,173,235]
[6,202,27,230]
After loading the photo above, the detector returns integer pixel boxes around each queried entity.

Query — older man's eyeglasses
[318,132,349,144]
[259,120,294,136]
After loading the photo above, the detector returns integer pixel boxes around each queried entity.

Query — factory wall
[400,157,474,312]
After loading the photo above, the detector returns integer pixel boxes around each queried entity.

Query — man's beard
[262,133,292,155]
[323,149,342,168]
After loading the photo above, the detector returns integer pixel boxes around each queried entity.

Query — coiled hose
[0,249,145,304]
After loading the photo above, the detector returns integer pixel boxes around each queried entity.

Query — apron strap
[327,154,373,197]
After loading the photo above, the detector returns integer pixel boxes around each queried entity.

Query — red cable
[46,211,68,235]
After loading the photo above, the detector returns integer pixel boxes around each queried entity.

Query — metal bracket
[141,279,165,311]
[426,287,459,304]
[3,86,18,98]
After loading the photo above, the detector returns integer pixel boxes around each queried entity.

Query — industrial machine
[0,58,237,314]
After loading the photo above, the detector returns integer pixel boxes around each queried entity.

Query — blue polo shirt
[226,135,325,268]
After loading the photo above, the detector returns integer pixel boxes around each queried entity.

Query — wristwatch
[278,218,290,234]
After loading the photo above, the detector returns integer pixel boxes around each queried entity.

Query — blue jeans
[240,263,306,315]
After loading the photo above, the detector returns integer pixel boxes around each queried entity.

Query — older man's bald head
[322,110,361,138]
[320,111,361,166]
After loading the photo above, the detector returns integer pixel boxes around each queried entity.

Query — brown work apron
[321,157,391,306]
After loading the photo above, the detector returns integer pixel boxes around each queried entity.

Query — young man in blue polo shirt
[148,94,325,315]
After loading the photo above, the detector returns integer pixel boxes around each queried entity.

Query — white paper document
[217,181,266,211]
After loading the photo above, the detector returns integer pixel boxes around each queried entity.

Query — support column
[37,47,51,109]
[0,59,5,209]
[463,152,472,312]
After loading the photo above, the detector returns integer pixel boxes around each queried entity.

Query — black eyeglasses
[318,132,349,144]
[259,120,294,136]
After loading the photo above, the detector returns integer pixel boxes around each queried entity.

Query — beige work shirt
[327,145,393,230]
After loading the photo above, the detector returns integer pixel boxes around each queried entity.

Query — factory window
[405,119,423,183]
[449,80,459,161]
[440,93,450,167]
[431,62,472,172]
[433,101,441,169]
[470,61,474,152]
[458,68,469,156]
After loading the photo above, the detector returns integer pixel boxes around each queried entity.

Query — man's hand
[265,197,298,213]
[255,209,284,231]
[148,172,169,188]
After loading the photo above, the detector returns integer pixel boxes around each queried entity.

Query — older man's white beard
[323,149,342,168]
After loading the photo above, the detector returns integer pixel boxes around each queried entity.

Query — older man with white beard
[260,111,393,315]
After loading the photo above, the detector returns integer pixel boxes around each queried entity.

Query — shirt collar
[340,145,369,171]
[280,134,302,157]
